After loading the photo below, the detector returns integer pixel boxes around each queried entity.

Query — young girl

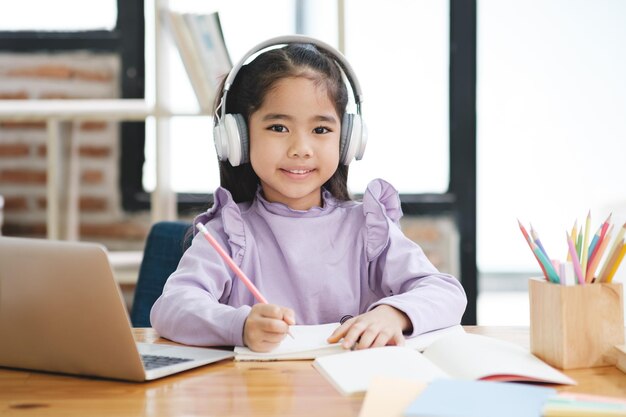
[150,36,467,352]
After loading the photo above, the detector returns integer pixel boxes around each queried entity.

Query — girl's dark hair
[215,43,351,203]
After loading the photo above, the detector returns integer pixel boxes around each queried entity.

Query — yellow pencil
[567,220,577,262]
[586,225,612,283]
[580,211,591,279]
[605,241,626,283]
[576,226,583,258]
[597,222,626,282]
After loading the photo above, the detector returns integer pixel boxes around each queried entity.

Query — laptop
[0,236,234,381]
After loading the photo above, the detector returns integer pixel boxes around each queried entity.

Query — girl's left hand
[326,305,412,350]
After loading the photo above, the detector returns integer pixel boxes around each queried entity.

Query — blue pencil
[531,241,560,284]
[530,224,551,261]
[587,229,601,261]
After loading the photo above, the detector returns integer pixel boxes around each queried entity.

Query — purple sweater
[150,179,467,346]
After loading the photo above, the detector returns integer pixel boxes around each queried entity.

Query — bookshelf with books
[162,10,232,112]
[150,2,232,236]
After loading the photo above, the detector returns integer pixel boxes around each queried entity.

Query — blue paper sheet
[404,379,556,417]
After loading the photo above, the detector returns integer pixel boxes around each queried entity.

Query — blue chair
[130,221,193,327]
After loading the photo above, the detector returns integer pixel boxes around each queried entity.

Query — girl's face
[249,76,341,210]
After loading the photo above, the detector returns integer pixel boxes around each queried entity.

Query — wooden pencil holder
[529,278,625,370]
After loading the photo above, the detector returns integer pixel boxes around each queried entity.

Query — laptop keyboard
[141,354,194,370]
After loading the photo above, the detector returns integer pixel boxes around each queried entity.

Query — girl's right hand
[243,303,295,352]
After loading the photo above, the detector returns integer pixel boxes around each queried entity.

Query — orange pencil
[597,222,626,282]
[588,213,611,264]
[518,219,549,281]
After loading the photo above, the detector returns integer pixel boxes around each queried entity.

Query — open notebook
[313,332,575,395]
[234,323,464,361]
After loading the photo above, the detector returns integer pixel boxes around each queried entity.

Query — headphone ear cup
[213,122,228,162]
[222,113,249,166]
[232,113,249,165]
[340,113,354,165]
[354,116,367,161]
[340,113,366,165]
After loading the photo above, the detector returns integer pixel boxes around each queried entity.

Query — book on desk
[313,331,575,396]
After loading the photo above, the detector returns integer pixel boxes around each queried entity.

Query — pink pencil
[197,222,268,302]
[197,223,295,338]
[566,232,585,285]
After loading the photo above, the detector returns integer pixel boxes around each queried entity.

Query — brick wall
[0,52,149,249]
[401,215,460,277]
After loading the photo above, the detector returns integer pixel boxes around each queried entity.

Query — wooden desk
[1,327,624,417]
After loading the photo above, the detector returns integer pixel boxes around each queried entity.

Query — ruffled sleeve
[363,178,403,261]
[193,187,247,266]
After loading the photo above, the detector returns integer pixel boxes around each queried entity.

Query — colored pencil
[585,225,612,283]
[588,213,611,263]
[196,223,294,338]
[198,222,268,304]
[587,230,602,264]
[566,232,585,285]
[597,222,626,282]
[599,213,612,240]
[518,220,549,281]
[530,224,551,260]
[605,241,626,283]
[567,221,577,262]
[580,211,592,280]
[576,226,583,258]
[531,241,560,283]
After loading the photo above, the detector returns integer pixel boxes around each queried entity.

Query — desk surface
[1,326,625,417]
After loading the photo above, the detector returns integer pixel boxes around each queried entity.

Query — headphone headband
[217,35,363,123]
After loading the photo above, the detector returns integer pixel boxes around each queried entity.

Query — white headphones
[213,35,367,167]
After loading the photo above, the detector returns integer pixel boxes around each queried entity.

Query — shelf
[0,98,200,240]
[0,99,152,121]
[108,250,144,285]
[0,99,207,121]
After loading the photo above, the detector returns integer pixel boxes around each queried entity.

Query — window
[143,0,449,195]
[0,0,117,31]
[344,0,449,193]
[477,0,626,282]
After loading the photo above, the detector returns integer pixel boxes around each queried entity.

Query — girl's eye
[269,124,288,133]
[313,126,330,134]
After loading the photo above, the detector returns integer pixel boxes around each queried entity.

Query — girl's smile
[280,167,316,179]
